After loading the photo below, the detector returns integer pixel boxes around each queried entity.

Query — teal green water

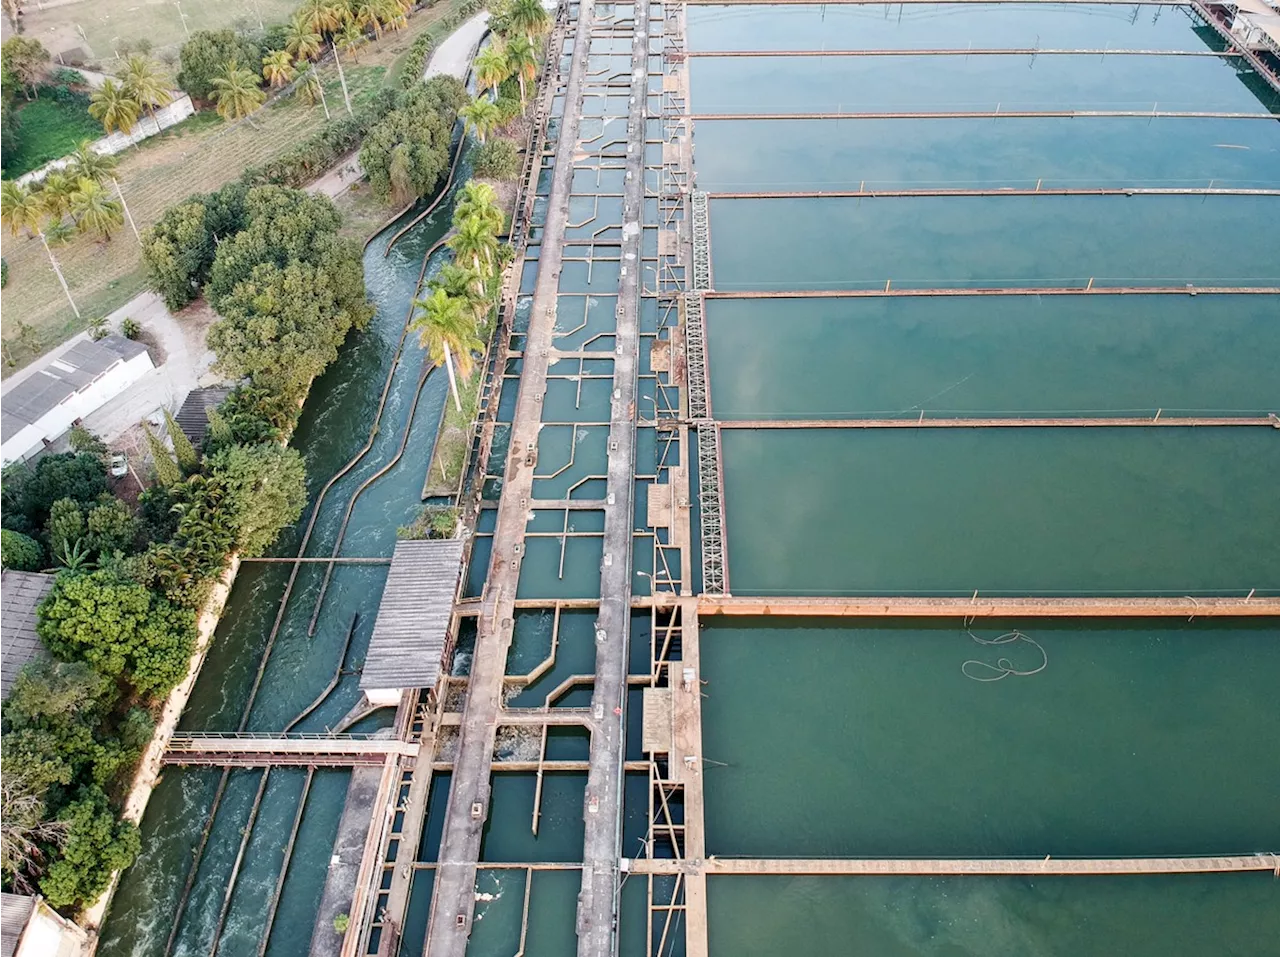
[706,874,1280,957]
[690,54,1268,113]
[709,195,1280,288]
[704,295,1280,417]
[693,117,1280,190]
[700,619,1280,857]
[687,4,1237,52]
[721,428,1280,594]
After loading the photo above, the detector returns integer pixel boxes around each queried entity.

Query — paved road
[425,12,490,80]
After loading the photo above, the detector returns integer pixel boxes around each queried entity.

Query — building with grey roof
[361,539,465,707]
[173,386,232,447]
[1,335,153,467]
[1,893,88,957]
[1,571,55,700]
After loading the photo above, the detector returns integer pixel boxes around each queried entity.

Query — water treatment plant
[96,2,1279,956]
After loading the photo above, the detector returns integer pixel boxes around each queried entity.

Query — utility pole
[332,42,354,115]
[174,1,190,39]
[112,176,141,243]
[39,230,81,319]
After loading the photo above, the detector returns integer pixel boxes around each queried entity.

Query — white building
[1,335,153,467]
[0,894,88,957]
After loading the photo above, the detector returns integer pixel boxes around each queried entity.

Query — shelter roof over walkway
[360,539,465,693]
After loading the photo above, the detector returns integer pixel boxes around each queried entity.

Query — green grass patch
[3,98,103,178]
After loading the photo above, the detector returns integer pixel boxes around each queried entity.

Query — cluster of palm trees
[474,0,552,109]
[88,55,174,137]
[411,180,507,412]
[1,145,132,317]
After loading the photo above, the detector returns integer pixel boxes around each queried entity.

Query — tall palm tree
[337,21,365,62]
[349,0,387,40]
[65,141,118,184]
[448,215,500,278]
[297,0,345,35]
[474,44,509,102]
[296,65,331,119]
[505,34,537,110]
[38,172,76,221]
[286,15,324,62]
[508,0,551,42]
[431,262,490,323]
[121,54,173,123]
[459,97,501,144]
[88,78,141,136]
[410,288,483,413]
[70,178,124,241]
[262,49,297,89]
[454,180,503,236]
[1,181,44,237]
[211,61,267,121]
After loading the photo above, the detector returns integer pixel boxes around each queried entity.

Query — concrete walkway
[425,12,490,80]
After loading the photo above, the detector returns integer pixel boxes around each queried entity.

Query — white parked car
[110,453,128,478]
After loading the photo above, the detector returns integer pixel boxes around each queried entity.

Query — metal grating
[696,424,725,595]
[684,293,709,420]
[691,190,711,291]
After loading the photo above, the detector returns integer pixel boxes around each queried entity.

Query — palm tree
[474,44,510,102]
[337,21,365,62]
[70,178,124,241]
[431,262,489,323]
[448,215,500,278]
[296,0,355,115]
[505,34,537,110]
[297,65,331,119]
[121,54,173,123]
[65,141,118,184]
[262,49,297,88]
[286,15,324,62]
[349,0,387,40]
[38,172,77,221]
[1,181,44,237]
[460,97,501,144]
[211,61,267,122]
[454,180,503,236]
[508,0,551,42]
[410,288,483,413]
[43,220,76,246]
[88,78,141,136]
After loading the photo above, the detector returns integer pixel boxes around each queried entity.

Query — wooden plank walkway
[629,855,1280,876]
[698,596,1280,617]
[718,416,1280,430]
[706,286,1280,299]
[165,734,418,758]
[687,48,1244,57]
[689,110,1280,120]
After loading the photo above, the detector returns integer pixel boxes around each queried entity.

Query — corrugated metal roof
[0,893,35,957]
[1,572,55,700]
[360,539,464,692]
[1,335,148,431]
[174,387,232,444]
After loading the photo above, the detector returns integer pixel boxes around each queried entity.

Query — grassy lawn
[423,361,483,498]
[3,97,103,178]
[0,0,469,376]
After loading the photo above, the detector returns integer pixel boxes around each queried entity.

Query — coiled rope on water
[961,629,1048,681]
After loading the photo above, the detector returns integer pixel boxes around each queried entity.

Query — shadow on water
[99,139,479,957]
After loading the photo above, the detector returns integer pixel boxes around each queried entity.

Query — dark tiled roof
[360,539,465,692]
[173,387,232,444]
[1,571,55,700]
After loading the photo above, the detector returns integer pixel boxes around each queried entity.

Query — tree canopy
[207,442,308,558]
[359,77,468,203]
[1,452,108,537]
[177,29,263,102]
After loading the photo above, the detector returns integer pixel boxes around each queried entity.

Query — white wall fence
[16,93,195,187]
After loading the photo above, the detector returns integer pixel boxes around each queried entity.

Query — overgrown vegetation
[359,75,468,203]
[398,504,460,540]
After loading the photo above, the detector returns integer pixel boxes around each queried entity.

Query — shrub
[1,529,44,570]
[120,318,141,340]
[397,33,436,90]
[177,30,262,102]
[398,505,458,540]
[1,452,108,536]
[474,138,519,179]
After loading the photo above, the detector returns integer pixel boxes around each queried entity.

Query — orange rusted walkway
[698,596,1280,617]
[629,855,1280,876]
[717,416,1280,429]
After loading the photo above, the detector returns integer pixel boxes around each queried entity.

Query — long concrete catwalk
[629,855,1280,876]
[698,596,1280,616]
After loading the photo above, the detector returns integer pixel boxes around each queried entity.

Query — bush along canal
[100,2,1280,957]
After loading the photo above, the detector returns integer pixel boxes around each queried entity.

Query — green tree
[88,78,142,136]
[46,498,86,563]
[1,37,50,99]
[143,425,182,487]
[430,261,489,323]
[70,178,125,241]
[1,529,44,570]
[211,60,267,122]
[507,0,551,42]
[454,180,503,236]
[85,497,139,557]
[473,138,519,179]
[38,173,77,222]
[286,15,324,62]
[65,141,118,184]
[460,96,501,144]
[1,180,44,237]
[207,443,308,558]
[262,49,296,88]
[164,409,199,473]
[121,54,173,123]
[410,288,483,413]
[38,570,197,698]
[1,453,108,536]
[358,77,468,202]
[177,29,263,102]
[474,43,509,101]
[504,34,537,110]
[448,215,500,279]
[69,426,108,457]
[1,770,69,894]
[39,786,141,910]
